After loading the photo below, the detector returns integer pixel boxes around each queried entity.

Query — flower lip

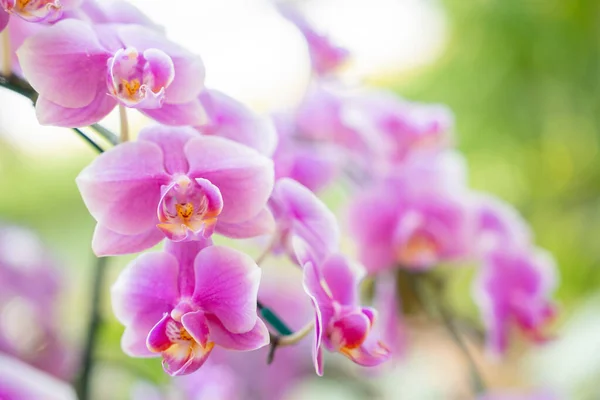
[107,47,175,109]
[396,230,439,269]
[2,0,63,23]
[157,176,224,241]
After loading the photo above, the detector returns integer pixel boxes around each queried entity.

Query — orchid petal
[216,207,275,239]
[192,246,261,333]
[35,91,116,128]
[76,140,170,235]
[320,255,361,306]
[185,136,274,224]
[17,19,110,108]
[92,224,163,257]
[205,314,269,351]
[0,9,8,33]
[138,125,198,175]
[140,98,207,126]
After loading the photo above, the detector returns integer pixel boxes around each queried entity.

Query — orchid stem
[119,105,129,142]
[277,320,314,346]
[2,29,11,77]
[73,128,105,153]
[76,256,108,400]
[415,276,486,394]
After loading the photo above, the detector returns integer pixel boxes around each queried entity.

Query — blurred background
[0,0,599,398]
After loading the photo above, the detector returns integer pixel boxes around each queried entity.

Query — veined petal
[191,246,261,334]
[198,89,278,156]
[162,341,213,376]
[141,98,207,126]
[111,251,180,326]
[76,140,170,235]
[17,19,110,108]
[138,125,198,175]
[320,255,362,306]
[185,136,274,224]
[340,333,391,367]
[205,314,269,351]
[35,90,116,128]
[92,223,163,256]
[216,207,275,239]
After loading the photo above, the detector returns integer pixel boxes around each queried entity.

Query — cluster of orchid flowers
[0,0,559,399]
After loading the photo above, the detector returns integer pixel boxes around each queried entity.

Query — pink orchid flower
[349,151,473,273]
[269,178,340,264]
[76,125,274,256]
[17,18,205,127]
[276,3,349,77]
[342,89,454,165]
[0,353,76,400]
[197,88,277,156]
[297,243,391,375]
[0,0,81,32]
[111,241,270,376]
[473,245,558,356]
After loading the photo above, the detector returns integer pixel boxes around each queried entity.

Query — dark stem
[257,300,295,364]
[76,256,109,400]
[0,74,117,151]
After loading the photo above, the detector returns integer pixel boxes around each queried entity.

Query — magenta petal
[111,251,180,356]
[17,19,110,108]
[141,99,207,126]
[185,136,274,224]
[162,341,212,376]
[181,311,210,347]
[374,274,405,357]
[216,207,275,239]
[92,224,163,256]
[198,89,278,155]
[321,254,361,306]
[138,125,198,174]
[0,9,8,33]
[76,140,170,235]
[192,246,261,333]
[146,313,174,353]
[343,334,391,367]
[36,91,116,127]
[271,178,340,263]
[205,314,269,351]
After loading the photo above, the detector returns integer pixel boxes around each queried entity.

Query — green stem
[76,256,109,400]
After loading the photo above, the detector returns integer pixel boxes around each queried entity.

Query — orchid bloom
[17,18,206,127]
[271,111,341,192]
[349,151,473,273]
[269,178,340,264]
[197,88,277,156]
[473,245,558,356]
[473,192,532,253]
[0,353,77,400]
[76,125,274,256]
[112,241,269,376]
[0,0,81,32]
[298,248,391,375]
[276,3,349,77]
[342,89,453,165]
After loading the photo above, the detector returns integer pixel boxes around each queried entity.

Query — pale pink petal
[191,246,261,334]
[374,274,405,357]
[141,99,207,126]
[17,19,110,108]
[82,0,161,30]
[320,254,361,306]
[185,136,274,224]
[35,91,116,127]
[111,252,180,356]
[138,125,198,174]
[92,224,163,256]
[206,314,270,351]
[216,207,275,239]
[76,140,170,235]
